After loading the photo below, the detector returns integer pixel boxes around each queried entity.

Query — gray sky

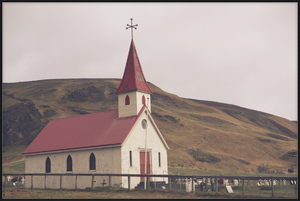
[3,3,297,121]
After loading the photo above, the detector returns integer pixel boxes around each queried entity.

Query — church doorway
[140,151,150,181]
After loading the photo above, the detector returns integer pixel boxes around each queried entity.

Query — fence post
[60,175,62,189]
[242,180,244,196]
[128,176,130,190]
[91,175,94,189]
[31,175,33,189]
[17,175,19,189]
[215,178,218,194]
[192,177,194,192]
[109,176,111,190]
[4,175,7,189]
[75,175,77,190]
[179,174,181,189]
[271,178,274,198]
[168,176,171,191]
[180,177,182,189]
[44,175,46,189]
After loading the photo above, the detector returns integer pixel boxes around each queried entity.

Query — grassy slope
[150,86,297,173]
[2,79,298,174]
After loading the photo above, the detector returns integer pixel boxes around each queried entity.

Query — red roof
[115,39,153,94]
[22,109,139,155]
[23,105,169,155]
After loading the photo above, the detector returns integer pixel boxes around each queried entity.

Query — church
[22,27,170,189]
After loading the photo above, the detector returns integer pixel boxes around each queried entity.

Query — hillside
[2,79,298,173]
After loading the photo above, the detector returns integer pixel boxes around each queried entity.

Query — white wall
[121,108,168,189]
[136,91,151,112]
[25,146,122,189]
[118,91,151,118]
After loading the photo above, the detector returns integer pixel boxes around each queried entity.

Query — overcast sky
[3,3,297,121]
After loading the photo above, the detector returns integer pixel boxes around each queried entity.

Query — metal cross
[101,179,107,187]
[126,18,138,39]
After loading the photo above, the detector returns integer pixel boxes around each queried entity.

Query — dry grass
[2,145,27,165]
[2,187,298,199]
[2,160,25,174]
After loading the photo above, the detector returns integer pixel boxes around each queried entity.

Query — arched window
[158,152,161,167]
[46,157,51,173]
[125,95,130,105]
[67,155,72,172]
[142,95,146,105]
[129,151,132,167]
[90,153,96,170]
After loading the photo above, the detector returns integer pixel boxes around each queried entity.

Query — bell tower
[115,39,152,118]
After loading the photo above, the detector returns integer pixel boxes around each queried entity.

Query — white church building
[22,38,170,189]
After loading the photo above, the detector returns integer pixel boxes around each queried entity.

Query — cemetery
[3,173,298,198]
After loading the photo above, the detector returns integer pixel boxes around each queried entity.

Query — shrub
[257,163,268,173]
[187,149,220,164]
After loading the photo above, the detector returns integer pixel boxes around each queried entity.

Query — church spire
[116,19,152,118]
[115,39,153,94]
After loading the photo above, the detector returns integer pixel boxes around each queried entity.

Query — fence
[2,173,298,197]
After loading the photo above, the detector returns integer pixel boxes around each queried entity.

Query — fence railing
[2,173,298,198]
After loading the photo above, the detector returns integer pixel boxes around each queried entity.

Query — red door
[140,152,150,181]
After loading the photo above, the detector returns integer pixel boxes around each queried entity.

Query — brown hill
[2,79,298,173]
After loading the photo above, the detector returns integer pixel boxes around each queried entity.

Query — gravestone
[283,180,286,185]
[185,178,190,192]
[291,180,294,185]
[234,179,238,186]
[211,183,216,191]
[273,179,277,185]
[207,178,211,185]
[13,182,16,186]
[257,182,261,186]
[224,179,229,186]
[192,178,196,191]
[294,180,297,184]
[186,178,194,192]
[7,175,12,181]
[199,182,207,192]
[226,185,233,193]
[21,178,25,184]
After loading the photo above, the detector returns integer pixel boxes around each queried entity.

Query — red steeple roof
[115,39,153,94]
